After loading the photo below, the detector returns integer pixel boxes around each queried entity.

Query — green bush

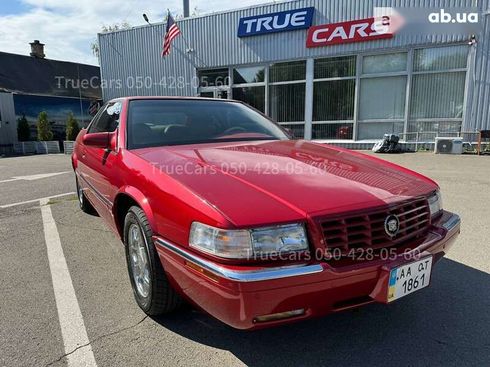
[17,114,30,141]
[65,112,81,141]
[37,111,53,141]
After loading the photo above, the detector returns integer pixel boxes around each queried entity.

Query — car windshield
[128,99,288,149]
[127,99,289,149]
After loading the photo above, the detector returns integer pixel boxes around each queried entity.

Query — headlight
[189,222,309,259]
[189,223,252,258]
[428,190,443,217]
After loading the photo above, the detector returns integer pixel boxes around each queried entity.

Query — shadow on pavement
[152,258,490,366]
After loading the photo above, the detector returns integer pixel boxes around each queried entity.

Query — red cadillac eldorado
[72,97,460,330]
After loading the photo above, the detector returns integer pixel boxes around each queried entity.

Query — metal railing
[398,131,480,143]
[63,141,75,155]
[395,131,480,151]
[322,130,485,152]
[13,141,61,155]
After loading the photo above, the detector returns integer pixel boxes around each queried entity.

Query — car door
[78,101,121,230]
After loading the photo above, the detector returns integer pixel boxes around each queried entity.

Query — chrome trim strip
[78,172,113,207]
[155,238,323,282]
[442,213,461,232]
[403,219,430,232]
[398,204,430,217]
[399,211,429,225]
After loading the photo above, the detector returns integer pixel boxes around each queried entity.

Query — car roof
[111,96,237,103]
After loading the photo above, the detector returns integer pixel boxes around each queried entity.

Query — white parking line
[0,192,75,209]
[0,178,19,184]
[0,171,71,184]
[40,198,98,367]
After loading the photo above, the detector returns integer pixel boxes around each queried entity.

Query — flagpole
[179,31,208,68]
[165,9,207,67]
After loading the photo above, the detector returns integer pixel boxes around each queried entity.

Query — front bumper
[155,211,460,330]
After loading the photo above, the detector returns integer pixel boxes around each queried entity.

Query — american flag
[162,13,181,57]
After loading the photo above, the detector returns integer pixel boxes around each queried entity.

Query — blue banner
[238,7,315,37]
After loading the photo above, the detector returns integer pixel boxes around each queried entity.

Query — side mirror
[82,131,117,151]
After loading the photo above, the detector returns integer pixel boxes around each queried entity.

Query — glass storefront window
[269,83,305,122]
[413,45,468,72]
[359,76,407,120]
[281,124,304,139]
[358,122,404,140]
[313,80,355,121]
[314,56,356,79]
[233,66,265,84]
[199,92,214,98]
[232,86,265,112]
[312,123,353,139]
[407,121,462,135]
[270,61,306,82]
[198,68,229,87]
[197,45,468,141]
[409,72,466,119]
[362,53,407,74]
[407,45,468,137]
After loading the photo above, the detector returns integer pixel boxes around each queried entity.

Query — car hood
[133,140,436,226]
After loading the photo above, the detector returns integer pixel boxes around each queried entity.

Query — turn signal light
[185,261,219,282]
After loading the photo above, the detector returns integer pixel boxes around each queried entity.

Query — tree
[91,22,131,60]
[65,112,81,141]
[17,114,30,141]
[37,111,53,141]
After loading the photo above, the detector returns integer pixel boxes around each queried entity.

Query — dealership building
[99,0,490,141]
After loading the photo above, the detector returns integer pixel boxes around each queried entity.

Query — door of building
[199,88,229,99]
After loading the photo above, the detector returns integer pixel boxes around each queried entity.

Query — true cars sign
[237,7,315,37]
[306,16,393,47]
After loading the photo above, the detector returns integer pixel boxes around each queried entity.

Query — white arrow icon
[373,7,406,34]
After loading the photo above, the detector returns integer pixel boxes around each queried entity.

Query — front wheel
[124,206,183,315]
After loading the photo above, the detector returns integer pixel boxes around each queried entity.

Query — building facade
[98,0,490,141]
[0,42,101,152]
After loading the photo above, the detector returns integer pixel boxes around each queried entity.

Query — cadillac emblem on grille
[384,214,400,237]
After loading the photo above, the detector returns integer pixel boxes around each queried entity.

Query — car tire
[76,176,96,214]
[124,206,183,315]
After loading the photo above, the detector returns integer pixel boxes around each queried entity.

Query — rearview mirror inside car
[284,128,295,139]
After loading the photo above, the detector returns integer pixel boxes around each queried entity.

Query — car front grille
[319,197,431,253]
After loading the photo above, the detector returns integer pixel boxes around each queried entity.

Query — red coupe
[72,97,460,330]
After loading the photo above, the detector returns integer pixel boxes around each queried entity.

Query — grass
[47,195,78,206]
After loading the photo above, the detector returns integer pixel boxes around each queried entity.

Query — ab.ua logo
[428,9,479,23]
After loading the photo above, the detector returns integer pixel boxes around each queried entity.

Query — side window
[88,101,121,133]
[87,105,106,133]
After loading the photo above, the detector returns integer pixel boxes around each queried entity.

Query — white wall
[0,92,18,145]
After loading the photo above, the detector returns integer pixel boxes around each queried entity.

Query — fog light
[254,309,305,323]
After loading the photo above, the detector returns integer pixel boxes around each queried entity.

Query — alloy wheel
[128,223,151,298]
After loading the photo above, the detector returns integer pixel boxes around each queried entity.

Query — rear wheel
[124,206,183,315]
[76,176,96,214]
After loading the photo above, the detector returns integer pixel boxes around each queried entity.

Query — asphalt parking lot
[0,152,489,367]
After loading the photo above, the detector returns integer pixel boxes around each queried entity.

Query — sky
[0,0,278,66]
